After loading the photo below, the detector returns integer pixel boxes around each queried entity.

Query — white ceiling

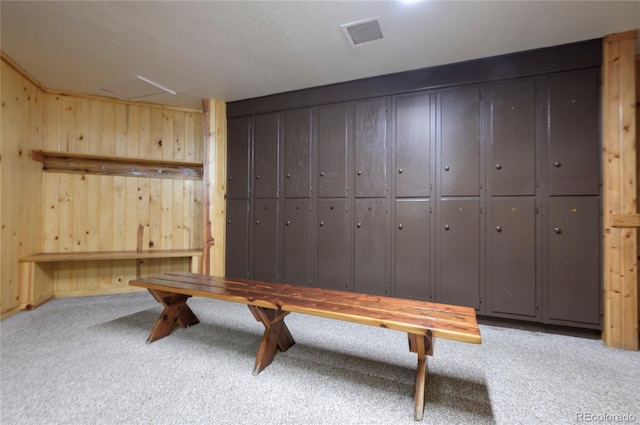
[2,1,639,110]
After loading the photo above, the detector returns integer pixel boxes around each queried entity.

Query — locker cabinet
[318,103,350,198]
[547,69,600,196]
[395,199,430,300]
[254,113,279,198]
[354,198,388,295]
[488,79,536,196]
[282,109,312,198]
[225,199,249,279]
[395,94,430,198]
[488,197,537,318]
[440,86,481,197]
[253,199,280,282]
[355,98,387,198]
[546,197,600,327]
[437,199,481,310]
[317,199,350,291]
[284,199,312,286]
[227,117,251,199]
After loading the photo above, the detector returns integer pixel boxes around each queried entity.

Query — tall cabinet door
[284,199,312,286]
[395,199,430,300]
[317,199,350,291]
[547,69,600,196]
[227,117,251,199]
[440,86,481,197]
[488,198,537,318]
[488,79,536,196]
[318,103,350,198]
[395,94,430,198]
[437,199,481,310]
[253,113,279,198]
[355,98,387,198]
[545,197,600,327]
[225,199,249,279]
[253,199,280,282]
[354,198,388,295]
[282,109,312,198]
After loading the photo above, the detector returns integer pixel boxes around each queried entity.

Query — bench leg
[146,289,200,343]
[408,331,433,421]
[248,306,296,375]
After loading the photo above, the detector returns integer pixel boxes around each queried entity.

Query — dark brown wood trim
[227,38,602,118]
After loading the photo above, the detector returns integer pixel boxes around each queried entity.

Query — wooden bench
[129,271,481,421]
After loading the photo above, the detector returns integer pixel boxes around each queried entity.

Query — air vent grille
[341,18,383,47]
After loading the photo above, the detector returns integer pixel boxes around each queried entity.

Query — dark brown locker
[488,197,536,318]
[283,109,312,198]
[253,113,279,198]
[318,103,350,198]
[395,94,430,198]
[437,199,481,309]
[284,199,312,286]
[440,86,481,197]
[489,80,536,196]
[355,98,387,198]
[354,198,387,295]
[225,199,249,279]
[253,198,280,282]
[227,117,251,199]
[395,199,430,300]
[546,197,600,326]
[317,199,350,291]
[548,69,600,196]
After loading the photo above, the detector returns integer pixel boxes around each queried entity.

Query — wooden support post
[145,289,200,343]
[202,99,227,277]
[408,331,433,421]
[248,306,296,374]
[602,30,639,350]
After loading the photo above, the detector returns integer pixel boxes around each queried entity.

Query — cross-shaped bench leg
[408,331,434,421]
[146,289,200,343]
[248,306,296,375]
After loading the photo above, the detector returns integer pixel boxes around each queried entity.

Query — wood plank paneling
[1,53,206,306]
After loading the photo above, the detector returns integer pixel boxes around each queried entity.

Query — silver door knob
[495,164,502,170]
[553,161,562,168]
[554,227,562,234]
[496,225,502,232]
[444,224,450,231]
[444,166,450,171]
[398,224,403,230]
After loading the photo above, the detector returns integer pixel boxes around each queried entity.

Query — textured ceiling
[2,1,639,110]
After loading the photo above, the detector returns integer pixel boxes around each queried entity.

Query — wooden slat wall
[637,55,640,333]
[1,58,46,316]
[602,31,639,350]
[43,94,205,297]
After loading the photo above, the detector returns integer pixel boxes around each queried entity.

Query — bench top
[130,272,481,344]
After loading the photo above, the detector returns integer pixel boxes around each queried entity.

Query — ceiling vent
[341,17,383,47]
[100,75,175,101]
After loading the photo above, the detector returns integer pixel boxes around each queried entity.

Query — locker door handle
[495,164,502,170]
[256,174,261,179]
[357,170,362,176]
[398,224,403,230]
[255,220,260,225]
[553,161,562,168]
[554,227,562,234]
[357,222,362,228]
[228,176,233,180]
[496,225,502,232]
[444,224,450,231]
[398,168,403,174]
[319,221,324,227]
[320,171,325,177]
[227,219,232,224]
[286,173,291,178]
[286,221,291,226]
[444,166,450,171]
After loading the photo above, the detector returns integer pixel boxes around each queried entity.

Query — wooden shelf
[31,150,203,180]
[20,249,203,263]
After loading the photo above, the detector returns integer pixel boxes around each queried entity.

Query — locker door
[489,80,536,196]
[284,199,312,286]
[254,113,279,198]
[489,198,536,318]
[354,198,387,295]
[253,199,280,282]
[395,199,430,300]
[318,103,350,198]
[283,109,312,198]
[225,199,249,279]
[546,197,600,326]
[440,86,481,197]
[227,117,250,199]
[355,98,387,197]
[395,94,430,197]
[437,199,481,309]
[317,199,350,291]
[548,69,600,196]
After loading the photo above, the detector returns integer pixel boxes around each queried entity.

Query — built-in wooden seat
[130,271,481,421]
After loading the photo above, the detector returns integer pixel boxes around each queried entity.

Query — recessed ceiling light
[341,17,383,47]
